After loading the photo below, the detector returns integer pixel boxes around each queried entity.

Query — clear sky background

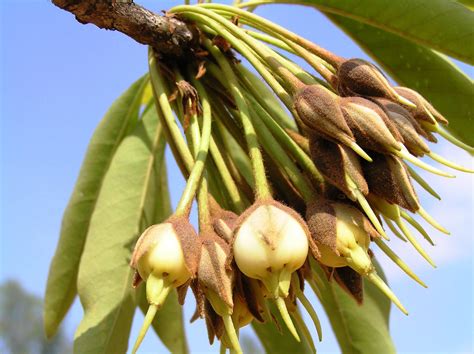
[1,1,473,353]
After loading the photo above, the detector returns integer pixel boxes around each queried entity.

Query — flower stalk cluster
[127,4,473,352]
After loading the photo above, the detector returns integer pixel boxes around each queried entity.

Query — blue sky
[1,1,473,353]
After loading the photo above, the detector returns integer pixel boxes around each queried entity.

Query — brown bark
[52,0,199,57]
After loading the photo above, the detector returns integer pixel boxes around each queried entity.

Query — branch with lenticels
[51,0,199,57]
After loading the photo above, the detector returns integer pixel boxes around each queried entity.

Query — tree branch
[52,0,199,57]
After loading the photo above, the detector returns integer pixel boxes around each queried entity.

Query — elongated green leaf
[74,105,167,354]
[44,76,148,337]
[313,260,394,354]
[252,0,474,64]
[326,13,474,146]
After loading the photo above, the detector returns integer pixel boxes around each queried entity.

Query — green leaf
[325,13,474,146]
[313,260,395,354]
[456,0,474,11]
[258,0,474,64]
[73,105,167,354]
[43,76,148,338]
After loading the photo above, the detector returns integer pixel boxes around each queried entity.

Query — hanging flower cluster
[128,4,473,353]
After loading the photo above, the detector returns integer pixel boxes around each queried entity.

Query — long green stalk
[203,37,272,200]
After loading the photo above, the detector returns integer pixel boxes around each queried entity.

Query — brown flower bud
[198,231,234,314]
[337,59,414,107]
[373,98,430,156]
[340,96,402,154]
[294,85,354,146]
[309,134,368,199]
[362,152,420,212]
[394,86,448,125]
[209,196,238,244]
[294,84,374,161]
[198,231,243,354]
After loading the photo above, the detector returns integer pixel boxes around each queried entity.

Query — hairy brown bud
[209,196,238,243]
[394,87,448,125]
[337,59,413,107]
[198,231,234,314]
[373,98,430,156]
[309,134,368,199]
[340,96,401,153]
[294,85,355,146]
[362,153,420,212]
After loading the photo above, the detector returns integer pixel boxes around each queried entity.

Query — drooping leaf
[326,13,474,147]
[43,76,148,338]
[74,105,167,354]
[313,259,395,354]
[252,0,474,64]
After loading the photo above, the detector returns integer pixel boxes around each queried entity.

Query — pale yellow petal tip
[350,142,372,162]
[398,148,455,178]
[367,272,408,315]
[132,304,158,354]
[428,151,474,173]
[396,94,416,109]
[275,297,300,342]
[417,207,450,235]
[379,229,390,241]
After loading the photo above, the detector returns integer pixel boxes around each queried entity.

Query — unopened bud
[394,87,448,125]
[308,134,368,200]
[294,85,358,151]
[340,96,402,154]
[362,153,420,212]
[374,98,430,156]
[337,59,414,107]
[198,232,234,315]
[198,232,242,354]
[209,196,238,244]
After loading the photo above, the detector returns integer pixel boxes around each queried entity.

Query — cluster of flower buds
[130,198,325,353]
[128,6,473,352]
[291,57,473,307]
